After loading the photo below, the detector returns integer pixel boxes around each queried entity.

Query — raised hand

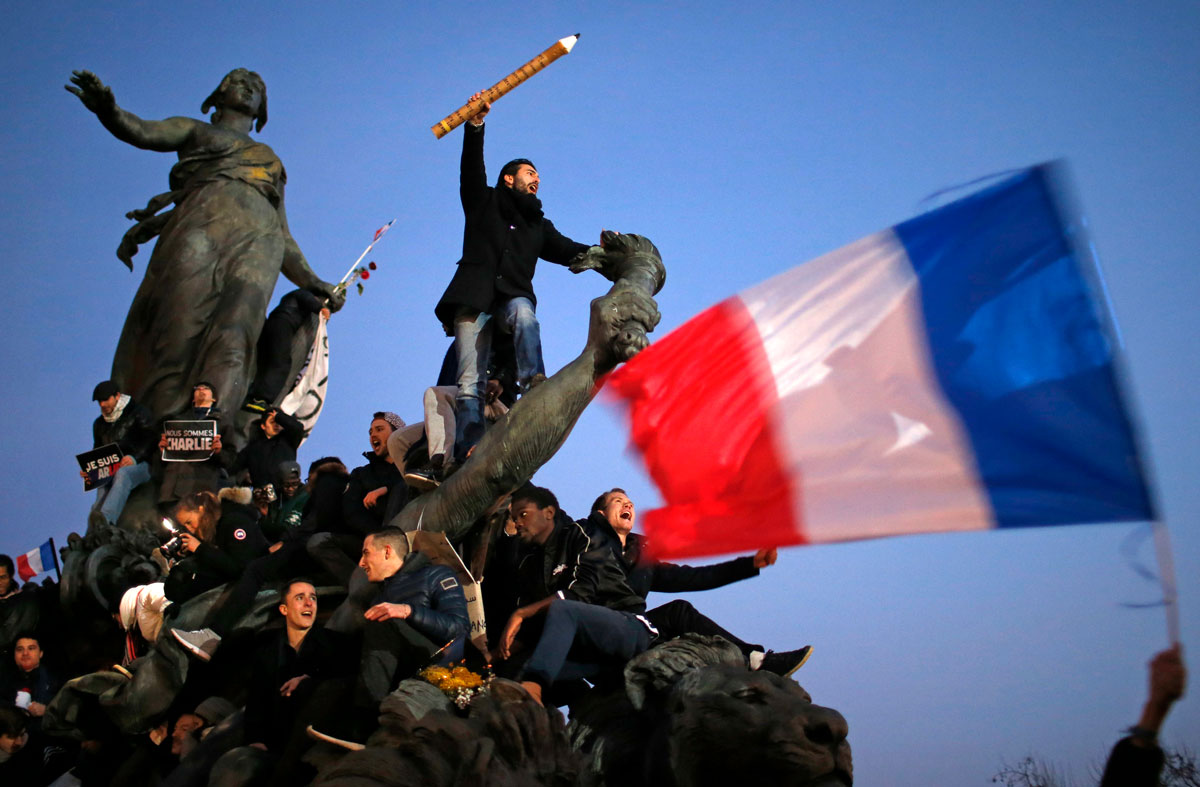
[65,70,115,116]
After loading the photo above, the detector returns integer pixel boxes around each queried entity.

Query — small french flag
[16,539,55,582]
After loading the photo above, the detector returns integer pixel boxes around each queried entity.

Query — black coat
[164,499,269,602]
[243,624,355,751]
[341,452,406,537]
[231,409,305,490]
[584,511,759,601]
[514,512,646,614]
[434,122,589,330]
[93,397,157,463]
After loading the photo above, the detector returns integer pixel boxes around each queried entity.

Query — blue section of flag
[894,165,1155,527]
[36,540,54,572]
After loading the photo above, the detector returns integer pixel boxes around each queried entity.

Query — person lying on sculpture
[496,484,654,707]
[584,487,813,678]
[66,69,345,424]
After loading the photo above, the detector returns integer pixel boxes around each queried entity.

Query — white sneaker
[171,627,221,662]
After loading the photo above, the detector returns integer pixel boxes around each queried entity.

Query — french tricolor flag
[607,165,1155,560]
[16,539,56,582]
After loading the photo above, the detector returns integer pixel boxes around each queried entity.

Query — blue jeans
[91,461,152,525]
[453,297,544,462]
[520,599,652,689]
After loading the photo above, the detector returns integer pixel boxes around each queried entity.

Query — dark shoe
[241,397,270,414]
[171,627,221,662]
[403,466,439,492]
[306,724,366,752]
[758,646,813,677]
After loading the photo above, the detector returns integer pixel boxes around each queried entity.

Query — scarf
[103,393,131,423]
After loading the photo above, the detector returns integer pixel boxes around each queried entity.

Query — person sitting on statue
[65,69,345,426]
[307,530,468,749]
[306,412,406,586]
[163,489,268,627]
[167,460,325,663]
[84,380,157,530]
[0,634,60,734]
[207,579,355,784]
[156,381,229,505]
[583,488,813,678]
[257,460,309,544]
[496,484,656,707]
[230,407,305,504]
[433,92,605,466]
[390,340,517,491]
[244,288,332,413]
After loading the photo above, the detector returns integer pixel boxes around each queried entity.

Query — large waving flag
[607,164,1155,560]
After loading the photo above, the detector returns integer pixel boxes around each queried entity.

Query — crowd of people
[1,89,1185,786]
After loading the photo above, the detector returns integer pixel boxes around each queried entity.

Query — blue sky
[1,2,1196,783]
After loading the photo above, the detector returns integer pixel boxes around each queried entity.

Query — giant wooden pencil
[431,34,580,139]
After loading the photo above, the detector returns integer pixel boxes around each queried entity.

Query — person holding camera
[162,489,268,607]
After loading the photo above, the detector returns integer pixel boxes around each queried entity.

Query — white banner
[280,315,329,443]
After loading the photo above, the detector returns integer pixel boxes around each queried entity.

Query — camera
[159,517,189,561]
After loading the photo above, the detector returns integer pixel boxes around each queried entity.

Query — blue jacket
[377,554,469,646]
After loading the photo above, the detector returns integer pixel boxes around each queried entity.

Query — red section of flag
[16,553,35,582]
[605,297,804,560]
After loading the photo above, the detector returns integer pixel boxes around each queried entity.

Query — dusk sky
[1,2,1196,783]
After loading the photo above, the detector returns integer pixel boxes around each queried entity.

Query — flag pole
[336,219,396,289]
[1151,521,1180,644]
[49,537,62,582]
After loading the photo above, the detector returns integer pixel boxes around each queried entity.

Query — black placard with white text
[77,443,124,491]
[162,420,217,462]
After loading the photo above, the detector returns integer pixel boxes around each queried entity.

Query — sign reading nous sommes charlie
[77,443,123,491]
[162,420,217,462]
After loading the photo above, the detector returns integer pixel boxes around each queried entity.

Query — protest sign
[162,420,217,462]
[77,443,123,491]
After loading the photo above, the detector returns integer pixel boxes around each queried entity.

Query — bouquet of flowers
[419,663,492,709]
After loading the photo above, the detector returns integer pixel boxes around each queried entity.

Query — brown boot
[519,680,544,706]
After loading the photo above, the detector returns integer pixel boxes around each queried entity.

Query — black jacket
[584,511,758,601]
[93,397,157,463]
[434,122,589,330]
[267,288,324,333]
[341,452,406,537]
[164,499,269,602]
[514,512,645,614]
[243,624,355,751]
[377,553,470,646]
[230,409,304,490]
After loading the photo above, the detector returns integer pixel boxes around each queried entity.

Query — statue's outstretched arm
[389,233,665,541]
[66,70,195,152]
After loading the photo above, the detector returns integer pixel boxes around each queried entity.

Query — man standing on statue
[434,92,603,467]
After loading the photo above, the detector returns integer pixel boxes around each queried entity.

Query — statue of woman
[66,69,345,422]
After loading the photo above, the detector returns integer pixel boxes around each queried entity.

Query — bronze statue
[387,231,665,540]
[66,69,345,423]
